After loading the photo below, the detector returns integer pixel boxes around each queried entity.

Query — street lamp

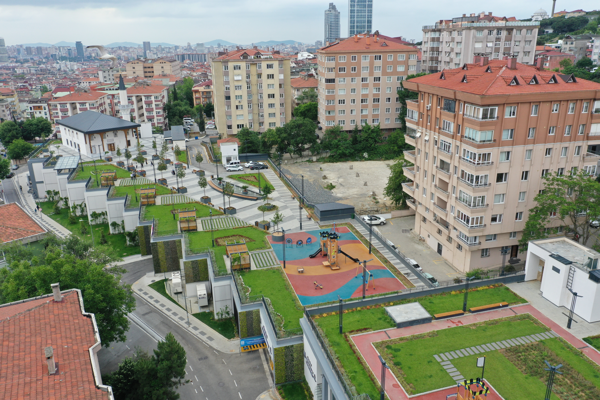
[78,147,83,171]
[185,145,190,169]
[244,140,248,163]
[299,175,304,231]
[338,295,343,334]
[210,209,214,247]
[359,259,373,299]
[258,170,261,194]
[567,289,583,329]
[278,152,282,178]
[132,172,138,202]
[500,246,509,276]
[93,153,99,187]
[368,221,373,254]
[544,361,563,400]
[463,276,476,312]
[282,228,286,269]
[378,355,390,400]
[151,160,157,183]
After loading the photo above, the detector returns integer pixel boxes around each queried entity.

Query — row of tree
[164,77,214,129]
[0,117,53,146]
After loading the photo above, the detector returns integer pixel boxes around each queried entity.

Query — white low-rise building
[524,237,600,323]
[218,138,240,165]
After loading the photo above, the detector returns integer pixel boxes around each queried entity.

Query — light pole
[463,276,476,312]
[359,259,373,299]
[278,152,282,178]
[244,140,248,163]
[258,170,261,194]
[78,147,83,171]
[544,361,563,400]
[368,221,373,254]
[338,295,343,334]
[378,355,390,400]
[151,160,156,183]
[132,172,138,202]
[93,153,99,187]
[299,174,304,231]
[567,289,583,329]
[185,145,190,169]
[500,246,509,276]
[210,209,214,247]
[282,228,286,269]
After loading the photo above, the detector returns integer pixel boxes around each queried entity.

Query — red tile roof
[50,92,107,103]
[0,291,111,399]
[215,49,287,61]
[217,138,240,145]
[290,77,318,89]
[126,85,167,95]
[0,203,45,243]
[319,33,417,53]
[405,60,600,96]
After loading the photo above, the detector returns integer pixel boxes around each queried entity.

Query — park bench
[469,302,509,313]
[297,267,304,273]
[433,310,465,319]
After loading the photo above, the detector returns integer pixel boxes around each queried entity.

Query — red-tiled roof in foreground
[405,60,600,96]
[0,291,111,399]
[319,34,417,53]
[217,137,240,145]
[215,48,287,61]
[0,203,45,243]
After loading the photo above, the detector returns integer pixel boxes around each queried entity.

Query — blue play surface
[270,229,357,261]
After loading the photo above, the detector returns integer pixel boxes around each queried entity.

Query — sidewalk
[133,273,240,354]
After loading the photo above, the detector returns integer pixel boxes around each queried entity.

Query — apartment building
[348,0,373,36]
[402,57,600,272]
[562,35,594,62]
[324,3,341,45]
[592,35,600,65]
[192,80,213,107]
[112,84,168,129]
[421,12,539,73]
[126,58,182,78]
[212,48,292,136]
[27,98,51,121]
[49,92,110,122]
[291,75,318,105]
[316,33,418,132]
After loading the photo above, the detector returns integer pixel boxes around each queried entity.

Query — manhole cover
[218,382,225,387]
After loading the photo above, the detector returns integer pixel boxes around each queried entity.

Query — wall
[274,343,304,385]
[67,180,88,210]
[57,173,70,197]
[150,238,183,273]
[303,333,320,394]
[391,209,416,218]
[212,279,233,320]
[183,259,209,283]
[42,167,59,194]
[138,224,152,255]
[123,208,139,232]
[238,309,261,338]
[27,159,47,198]
[85,187,109,224]
[106,197,125,234]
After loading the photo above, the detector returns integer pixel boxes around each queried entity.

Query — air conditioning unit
[426,104,431,110]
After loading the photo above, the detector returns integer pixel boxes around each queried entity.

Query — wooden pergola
[100,171,117,187]
[226,242,250,271]
[178,208,197,231]
[140,188,156,206]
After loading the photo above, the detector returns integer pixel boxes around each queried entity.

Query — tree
[22,117,52,140]
[271,210,284,230]
[176,77,195,108]
[519,170,600,251]
[198,177,208,197]
[293,102,318,121]
[296,88,318,104]
[173,144,182,159]
[0,236,134,345]
[203,102,214,119]
[320,126,353,161]
[559,57,573,71]
[237,127,262,153]
[40,85,49,94]
[176,167,185,188]
[260,183,274,222]
[157,161,167,179]
[116,146,122,161]
[223,182,234,209]
[195,152,203,164]
[0,121,22,146]
[356,123,383,157]
[194,104,205,133]
[575,57,594,70]
[384,157,410,207]
[0,158,10,180]
[284,117,318,157]
[165,100,193,127]
[124,148,132,166]
[7,139,34,160]
[134,153,145,167]
[152,139,157,154]
[397,73,425,130]
[381,129,408,159]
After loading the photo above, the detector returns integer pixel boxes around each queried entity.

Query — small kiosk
[140,187,156,205]
[178,208,197,232]
[100,171,117,187]
[226,241,250,271]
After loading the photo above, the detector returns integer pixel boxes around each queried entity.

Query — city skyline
[2,0,596,46]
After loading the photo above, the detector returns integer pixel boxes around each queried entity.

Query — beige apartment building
[126,58,181,78]
[402,57,600,272]
[317,34,418,132]
[421,12,539,73]
[212,48,292,136]
[49,92,111,122]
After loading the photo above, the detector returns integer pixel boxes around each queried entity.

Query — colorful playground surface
[268,226,405,305]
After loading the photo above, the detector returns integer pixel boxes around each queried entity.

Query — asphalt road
[2,170,23,205]
[98,259,270,400]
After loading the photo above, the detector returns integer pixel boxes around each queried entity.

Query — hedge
[274,343,304,385]
[138,225,152,255]
[184,259,209,283]
[239,309,261,338]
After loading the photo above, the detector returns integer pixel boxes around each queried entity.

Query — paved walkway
[133,273,240,354]
[351,304,600,400]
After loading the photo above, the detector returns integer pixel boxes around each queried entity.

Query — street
[2,168,24,205]
[98,258,270,400]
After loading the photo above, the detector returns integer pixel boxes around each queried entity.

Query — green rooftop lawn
[176,151,188,164]
[228,172,274,192]
[144,203,222,234]
[73,164,130,188]
[376,316,548,394]
[314,284,527,399]
[584,335,600,352]
[186,227,270,273]
[277,381,311,400]
[238,268,303,334]
[39,201,140,257]
[112,184,174,208]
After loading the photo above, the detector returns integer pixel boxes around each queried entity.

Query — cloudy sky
[0,0,597,46]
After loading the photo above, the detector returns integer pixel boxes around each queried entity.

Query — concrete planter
[258,221,270,230]
[175,162,183,169]
[127,166,136,172]
[158,178,168,186]
[139,170,147,177]
[272,232,284,242]
[152,154,160,160]
[140,150,147,155]
[105,156,113,162]
[116,161,125,167]
[177,187,187,194]
[164,159,171,164]
[195,170,205,177]
[225,207,237,215]
[263,204,275,211]
[201,196,211,204]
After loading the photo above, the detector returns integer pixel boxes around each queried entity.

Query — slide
[309,248,322,258]
[339,249,359,263]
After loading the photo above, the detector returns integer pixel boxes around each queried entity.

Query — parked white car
[407,259,422,272]
[226,165,244,172]
[362,215,386,225]
[244,161,259,168]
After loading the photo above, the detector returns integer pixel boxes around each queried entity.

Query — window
[545,148,552,157]
[515,212,523,221]
[464,127,494,143]
[351,55,357,62]
[459,170,489,187]
[510,232,517,239]
[583,102,590,113]
[361,55,369,61]
[398,54,405,61]
[486,234,497,242]
[496,173,508,183]
[374,66,382,72]
[338,89,346,95]
[558,167,565,176]
[338,110,345,115]
[565,125,572,136]
[442,120,454,133]
[462,149,492,165]
[521,171,529,181]
[541,169,549,177]
[579,124,586,135]
[338,99,346,105]
[397,65,405,72]
[568,102,576,114]
[499,151,511,162]
[267,74,274,79]
[387,65,393,72]
[505,105,517,117]
[575,146,581,156]
[387,54,393,61]
[338,67,346,73]
[528,128,535,139]
[502,129,514,140]
[481,249,490,258]
[531,104,539,116]
[549,126,556,135]
[519,191,526,202]
[491,214,503,223]
[351,66,357,72]
[361,77,369,83]
[552,103,559,113]
[494,194,505,204]
[525,149,532,160]
[464,104,498,120]
[338,55,346,62]
[361,66,369,72]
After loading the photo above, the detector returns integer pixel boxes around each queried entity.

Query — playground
[268,225,405,306]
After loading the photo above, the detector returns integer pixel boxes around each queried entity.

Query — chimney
[507,56,517,70]
[354,34,358,43]
[488,12,492,16]
[480,56,489,66]
[366,35,370,45]
[473,55,481,64]
[535,57,544,70]
[51,283,62,302]
[45,346,56,374]
[462,14,466,17]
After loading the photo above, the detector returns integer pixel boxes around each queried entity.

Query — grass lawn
[277,381,311,400]
[39,201,140,257]
[149,280,237,339]
[542,339,600,387]
[112,184,174,208]
[228,173,274,191]
[187,227,270,273]
[237,268,303,334]
[419,285,526,315]
[376,316,548,394]
[73,164,130,188]
[144,203,222,234]
[176,151,188,164]
[584,335,600,352]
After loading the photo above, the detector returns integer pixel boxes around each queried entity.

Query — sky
[0,0,598,46]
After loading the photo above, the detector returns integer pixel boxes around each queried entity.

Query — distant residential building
[27,98,51,121]
[0,285,113,399]
[317,33,418,132]
[348,0,373,36]
[143,41,151,57]
[126,58,182,78]
[290,75,318,105]
[421,12,539,73]
[0,88,22,121]
[98,68,126,83]
[122,84,169,128]
[0,99,11,121]
[531,8,550,21]
[591,35,600,65]
[537,50,576,70]
[212,48,292,136]
[325,3,341,45]
[76,41,84,59]
[0,37,9,63]
[566,9,587,18]
[49,92,111,122]
[562,35,594,62]
[192,80,213,107]
[315,40,323,48]
[174,53,207,63]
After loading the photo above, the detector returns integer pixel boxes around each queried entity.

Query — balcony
[407,198,416,209]
[402,182,415,192]
[584,152,600,159]
[457,198,488,209]
[456,233,482,247]
[405,167,415,175]
[436,166,450,175]
[464,115,498,122]
[461,157,493,167]
[434,203,447,213]
[144,100,153,105]
[406,99,418,105]
[454,217,486,231]
[434,217,449,231]
[438,146,452,155]
[457,177,491,189]
[404,150,416,161]
[434,184,449,195]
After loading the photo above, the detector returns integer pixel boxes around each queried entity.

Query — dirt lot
[283,160,394,213]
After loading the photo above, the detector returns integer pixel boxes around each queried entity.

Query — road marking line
[189,366,193,372]
[234,380,237,387]
[125,345,130,350]
[195,375,199,381]
[200,386,204,392]
[195,389,198,394]
[229,369,232,375]
[214,350,218,355]
[238,392,242,399]
[222,359,226,365]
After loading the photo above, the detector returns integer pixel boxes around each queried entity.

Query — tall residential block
[348,0,373,36]
[0,37,9,63]
[126,58,181,78]
[421,12,539,73]
[317,33,418,133]
[324,3,341,45]
[143,41,151,57]
[402,57,600,272]
[76,41,84,59]
[212,48,292,137]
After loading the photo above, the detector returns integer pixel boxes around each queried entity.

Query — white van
[226,160,240,167]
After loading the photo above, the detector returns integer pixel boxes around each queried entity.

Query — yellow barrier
[241,343,267,352]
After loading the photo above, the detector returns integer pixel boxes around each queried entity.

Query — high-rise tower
[348,0,373,36]
[324,3,341,45]
[143,41,151,58]
[75,41,84,60]
[0,38,9,63]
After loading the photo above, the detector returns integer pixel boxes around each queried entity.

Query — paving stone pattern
[199,216,249,230]
[251,250,280,269]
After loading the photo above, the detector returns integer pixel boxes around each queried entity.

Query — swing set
[354,260,376,291]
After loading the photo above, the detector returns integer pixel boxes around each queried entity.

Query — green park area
[176,151,188,164]
[277,381,312,400]
[228,172,274,192]
[144,203,222,234]
[72,164,130,188]
[39,201,140,257]
[112,184,174,208]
